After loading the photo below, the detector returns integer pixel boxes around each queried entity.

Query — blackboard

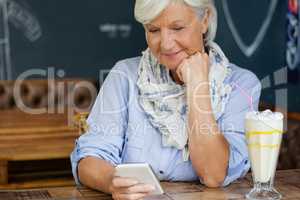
[1,0,299,111]
[2,0,146,79]
[215,0,299,112]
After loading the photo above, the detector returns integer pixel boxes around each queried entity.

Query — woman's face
[145,3,209,71]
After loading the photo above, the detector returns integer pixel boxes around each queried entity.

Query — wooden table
[0,169,299,200]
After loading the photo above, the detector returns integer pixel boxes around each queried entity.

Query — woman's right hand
[109,176,155,200]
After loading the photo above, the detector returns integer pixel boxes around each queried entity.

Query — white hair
[134,0,217,43]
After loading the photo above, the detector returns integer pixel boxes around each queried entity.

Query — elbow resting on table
[201,174,226,188]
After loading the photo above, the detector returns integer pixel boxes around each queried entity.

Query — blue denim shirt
[70,57,261,186]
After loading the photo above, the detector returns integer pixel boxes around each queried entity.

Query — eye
[148,29,159,33]
[173,27,184,31]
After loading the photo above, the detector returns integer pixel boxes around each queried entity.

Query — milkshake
[245,110,284,200]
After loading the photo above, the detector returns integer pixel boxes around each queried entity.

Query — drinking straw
[231,81,284,133]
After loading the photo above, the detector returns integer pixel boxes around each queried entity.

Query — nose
[160,29,175,52]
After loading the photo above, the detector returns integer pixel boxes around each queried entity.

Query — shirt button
[159,170,164,174]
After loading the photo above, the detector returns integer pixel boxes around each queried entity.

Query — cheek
[146,35,160,55]
[178,30,203,51]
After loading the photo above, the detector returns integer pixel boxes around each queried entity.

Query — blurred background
[0,0,299,190]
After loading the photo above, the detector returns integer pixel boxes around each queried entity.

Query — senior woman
[71,0,261,199]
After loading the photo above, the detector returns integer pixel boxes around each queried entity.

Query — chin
[161,60,181,71]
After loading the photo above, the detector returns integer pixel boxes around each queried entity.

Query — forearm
[78,156,115,193]
[187,85,229,187]
[188,120,229,186]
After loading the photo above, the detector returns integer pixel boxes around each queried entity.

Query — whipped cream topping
[246,109,284,121]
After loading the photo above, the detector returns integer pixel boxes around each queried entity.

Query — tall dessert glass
[245,110,284,200]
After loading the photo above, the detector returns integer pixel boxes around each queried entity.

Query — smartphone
[115,163,164,195]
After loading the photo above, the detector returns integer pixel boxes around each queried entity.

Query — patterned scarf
[137,41,232,161]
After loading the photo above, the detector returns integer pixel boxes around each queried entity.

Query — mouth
[162,50,182,57]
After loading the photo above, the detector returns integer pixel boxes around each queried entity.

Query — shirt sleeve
[70,61,130,185]
[218,69,262,186]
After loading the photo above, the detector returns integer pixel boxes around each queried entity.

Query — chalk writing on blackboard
[99,23,132,38]
[8,0,42,42]
[222,0,278,57]
[0,0,11,80]
[0,0,42,80]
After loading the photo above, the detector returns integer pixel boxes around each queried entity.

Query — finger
[112,177,139,188]
[203,53,209,62]
[198,53,210,66]
[176,64,183,82]
[191,52,209,66]
[117,192,148,200]
[185,49,198,57]
[176,59,188,82]
[194,51,206,58]
[185,47,206,58]
[121,184,155,194]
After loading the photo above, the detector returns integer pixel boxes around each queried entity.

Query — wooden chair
[0,79,97,189]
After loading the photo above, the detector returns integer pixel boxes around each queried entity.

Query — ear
[200,8,210,34]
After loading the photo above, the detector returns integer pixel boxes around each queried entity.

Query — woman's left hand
[176,52,210,90]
